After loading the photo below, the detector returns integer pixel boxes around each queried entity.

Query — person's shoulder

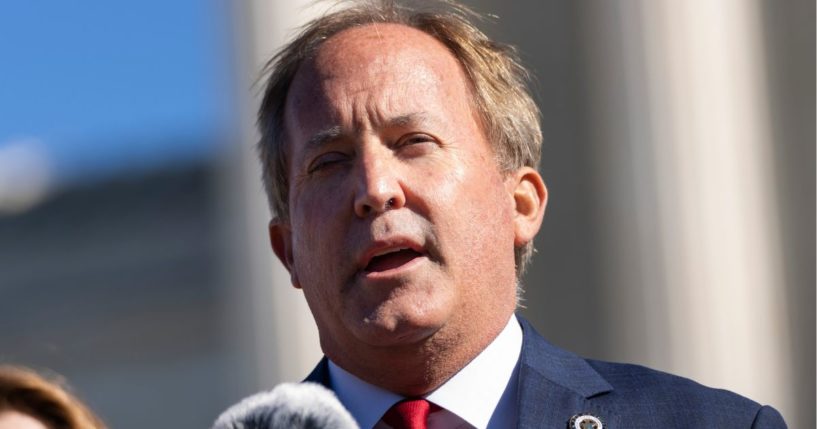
[585,358,787,428]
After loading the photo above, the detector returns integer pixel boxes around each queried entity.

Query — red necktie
[382,399,439,429]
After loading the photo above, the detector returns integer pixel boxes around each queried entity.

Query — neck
[325,314,511,396]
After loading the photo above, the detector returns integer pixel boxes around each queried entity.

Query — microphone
[212,382,360,429]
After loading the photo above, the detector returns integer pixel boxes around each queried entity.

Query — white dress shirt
[328,314,523,429]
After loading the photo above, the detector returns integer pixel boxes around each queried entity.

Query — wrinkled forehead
[284,23,474,133]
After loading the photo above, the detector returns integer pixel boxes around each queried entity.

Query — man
[255,1,787,428]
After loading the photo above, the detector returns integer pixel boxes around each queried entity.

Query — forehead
[284,23,474,134]
[310,23,461,81]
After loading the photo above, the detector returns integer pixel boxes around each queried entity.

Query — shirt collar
[425,314,522,428]
[328,361,402,429]
[329,314,523,429]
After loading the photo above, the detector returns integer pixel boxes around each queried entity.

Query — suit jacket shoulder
[516,316,787,429]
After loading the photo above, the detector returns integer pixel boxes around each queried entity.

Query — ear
[269,219,301,289]
[509,167,548,247]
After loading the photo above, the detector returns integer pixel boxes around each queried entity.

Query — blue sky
[0,0,236,185]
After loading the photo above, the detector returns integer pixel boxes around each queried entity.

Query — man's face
[273,24,542,365]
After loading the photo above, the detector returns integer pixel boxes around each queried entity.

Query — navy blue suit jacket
[304,316,787,428]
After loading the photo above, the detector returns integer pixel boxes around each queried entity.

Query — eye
[307,151,348,174]
[398,133,435,146]
[395,133,437,157]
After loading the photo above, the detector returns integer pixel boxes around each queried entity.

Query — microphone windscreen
[212,382,359,429]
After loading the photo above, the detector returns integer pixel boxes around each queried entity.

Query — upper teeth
[372,247,408,257]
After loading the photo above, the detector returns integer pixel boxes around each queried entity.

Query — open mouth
[364,248,424,273]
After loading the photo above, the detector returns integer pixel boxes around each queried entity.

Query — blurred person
[0,366,105,429]
[236,0,788,428]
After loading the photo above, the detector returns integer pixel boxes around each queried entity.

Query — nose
[353,153,406,218]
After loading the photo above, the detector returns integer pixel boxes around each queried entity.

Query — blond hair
[0,366,106,429]
[257,0,542,273]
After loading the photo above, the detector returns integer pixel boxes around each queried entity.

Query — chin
[353,305,448,347]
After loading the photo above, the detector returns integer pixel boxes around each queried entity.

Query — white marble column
[582,0,794,423]
[218,0,323,392]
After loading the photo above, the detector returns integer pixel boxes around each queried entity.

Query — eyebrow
[305,125,343,151]
[387,112,428,128]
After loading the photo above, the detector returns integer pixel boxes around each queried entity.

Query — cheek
[289,188,350,275]
[291,181,349,233]
[428,155,511,220]
[412,153,470,208]
[432,160,515,257]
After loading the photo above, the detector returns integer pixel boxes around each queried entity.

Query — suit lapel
[517,317,620,428]
[304,356,332,388]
